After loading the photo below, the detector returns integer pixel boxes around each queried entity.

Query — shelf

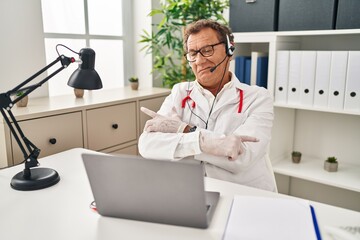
[233,29,360,38]
[273,156,360,193]
[233,32,276,43]
[274,103,360,116]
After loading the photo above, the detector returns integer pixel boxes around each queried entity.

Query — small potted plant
[128,76,139,90]
[74,88,84,98]
[291,151,302,163]
[324,156,338,172]
[15,91,28,107]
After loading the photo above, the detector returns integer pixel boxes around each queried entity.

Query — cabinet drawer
[11,112,83,165]
[86,102,137,150]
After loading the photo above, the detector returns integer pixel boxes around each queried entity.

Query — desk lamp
[0,44,102,191]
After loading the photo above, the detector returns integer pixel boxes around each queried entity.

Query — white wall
[0,0,48,98]
[0,0,154,97]
[133,0,153,88]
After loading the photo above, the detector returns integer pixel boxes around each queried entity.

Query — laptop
[82,153,220,229]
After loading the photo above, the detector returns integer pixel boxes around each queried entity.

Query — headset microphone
[210,55,227,73]
[210,34,234,73]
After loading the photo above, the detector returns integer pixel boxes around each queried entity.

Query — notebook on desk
[223,196,322,240]
[82,153,220,229]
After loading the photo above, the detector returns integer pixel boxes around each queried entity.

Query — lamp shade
[67,48,103,90]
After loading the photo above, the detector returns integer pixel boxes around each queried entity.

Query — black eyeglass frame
[184,42,225,62]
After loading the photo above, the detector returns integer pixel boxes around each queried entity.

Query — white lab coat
[139,72,275,192]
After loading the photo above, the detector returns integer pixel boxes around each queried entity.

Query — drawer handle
[112,123,119,129]
[49,138,57,145]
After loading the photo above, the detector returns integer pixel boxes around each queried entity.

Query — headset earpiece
[225,34,235,56]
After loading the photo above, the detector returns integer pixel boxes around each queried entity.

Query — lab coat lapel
[211,84,243,115]
[189,87,210,114]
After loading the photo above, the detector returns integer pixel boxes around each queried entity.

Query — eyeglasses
[184,42,224,62]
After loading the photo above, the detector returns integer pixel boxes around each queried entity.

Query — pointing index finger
[140,107,158,118]
[239,136,259,142]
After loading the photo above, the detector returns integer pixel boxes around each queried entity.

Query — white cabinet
[233,29,360,211]
[0,87,170,168]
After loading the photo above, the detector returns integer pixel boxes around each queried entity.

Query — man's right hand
[199,131,259,160]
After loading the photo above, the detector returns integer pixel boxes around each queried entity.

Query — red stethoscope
[181,89,244,113]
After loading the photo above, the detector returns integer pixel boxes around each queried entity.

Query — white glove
[199,131,259,160]
[141,107,187,133]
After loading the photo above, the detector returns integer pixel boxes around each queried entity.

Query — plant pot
[16,95,28,107]
[292,155,301,163]
[324,161,338,172]
[130,82,139,90]
[74,88,84,98]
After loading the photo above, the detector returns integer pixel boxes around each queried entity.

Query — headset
[225,34,235,56]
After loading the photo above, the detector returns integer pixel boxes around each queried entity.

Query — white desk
[0,148,359,240]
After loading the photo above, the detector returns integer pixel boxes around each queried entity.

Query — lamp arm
[0,108,38,168]
[8,55,74,104]
[0,55,75,174]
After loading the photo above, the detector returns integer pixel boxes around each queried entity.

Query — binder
[344,51,360,111]
[314,51,332,108]
[244,58,251,85]
[287,51,302,105]
[223,196,321,240]
[275,51,290,104]
[251,52,268,86]
[328,51,348,110]
[300,51,316,106]
[256,56,269,88]
[235,56,251,84]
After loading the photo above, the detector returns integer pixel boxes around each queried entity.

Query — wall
[0,0,48,98]
[0,0,155,97]
[133,0,153,88]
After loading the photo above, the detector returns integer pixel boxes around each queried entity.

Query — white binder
[274,51,290,104]
[314,51,332,108]
[344,51,360,111]
[300,51,316,106]
[328,51,348,110]
[287,51,302,105]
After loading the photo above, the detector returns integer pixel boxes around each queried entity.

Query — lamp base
[11,167,60,191]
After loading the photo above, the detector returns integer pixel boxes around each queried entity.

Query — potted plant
[129,77,139,90]
[291,151,302,163]
[73,88,84,98]
[324,156,338,172]
[15,91,28,107]
[139,0,229,88]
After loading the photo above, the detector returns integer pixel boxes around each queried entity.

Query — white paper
[223,196,318,240]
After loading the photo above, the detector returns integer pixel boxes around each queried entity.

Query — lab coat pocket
[220,111,248,134]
